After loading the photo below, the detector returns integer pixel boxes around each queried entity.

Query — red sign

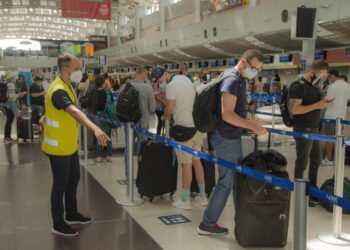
[61,0,111,20]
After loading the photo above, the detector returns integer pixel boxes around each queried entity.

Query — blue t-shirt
[217,68,247,139]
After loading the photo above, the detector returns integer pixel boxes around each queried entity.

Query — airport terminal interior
[1,0,350,249]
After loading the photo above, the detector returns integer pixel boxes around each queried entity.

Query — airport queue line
[83,111,350,249]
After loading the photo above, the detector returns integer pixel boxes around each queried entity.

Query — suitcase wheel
[170,192,175,198]
[149,197,154,203]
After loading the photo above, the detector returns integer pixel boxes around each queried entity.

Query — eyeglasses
[246,59,263,72]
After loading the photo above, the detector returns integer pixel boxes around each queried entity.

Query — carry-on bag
[234,136,290,248]
[136,140,178,202]
[320,177,350,214]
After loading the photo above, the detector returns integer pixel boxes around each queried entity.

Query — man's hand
[94,127,110,147]
[252,124,267,136]
[316,99,330,110]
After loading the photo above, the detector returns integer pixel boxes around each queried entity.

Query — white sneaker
[195,195,209,206]
[172,199,192,210]
[321,159,334,166]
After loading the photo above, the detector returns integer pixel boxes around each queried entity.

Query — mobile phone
[327,98,335,102]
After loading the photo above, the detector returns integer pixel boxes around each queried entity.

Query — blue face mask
[160,81,167,89]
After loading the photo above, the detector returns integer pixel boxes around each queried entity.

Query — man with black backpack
[197,49,267,236]
[289,60,330,207]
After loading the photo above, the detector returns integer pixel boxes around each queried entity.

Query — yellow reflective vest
[42,77,78,156]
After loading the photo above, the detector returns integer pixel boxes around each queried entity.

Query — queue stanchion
[294,179,308,250]
[78,124,83,156]
[165,119,170,137]
[271,96,276,146]
[116,122,144,206]
[319,118,350,245]
[80,125,95,166]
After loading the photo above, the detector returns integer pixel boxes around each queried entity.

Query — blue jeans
[124,125,149,177]
[203,130,242,226]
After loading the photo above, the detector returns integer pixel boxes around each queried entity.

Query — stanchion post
[271,96,276,146]
[80,125,95,166]
[78,124,83,156]
[318,118,350,245]
[165,119,170,137]
[294,179,308,250]
[116,122,144,206]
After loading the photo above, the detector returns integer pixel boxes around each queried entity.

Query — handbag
[169,125,197,142]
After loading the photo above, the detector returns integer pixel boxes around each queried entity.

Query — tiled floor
[0,140,162,250]
[84,133,350,250]
[1,112,350,250]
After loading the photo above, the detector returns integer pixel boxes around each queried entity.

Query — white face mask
[243,68,258,80]
[69,70,83,83]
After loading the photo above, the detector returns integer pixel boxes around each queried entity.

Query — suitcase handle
[254,131,271,152]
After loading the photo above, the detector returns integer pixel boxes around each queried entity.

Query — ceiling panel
[210,38,274,54]
[138,54,169,63]
[179,45,225,59]
[157,50,195,61]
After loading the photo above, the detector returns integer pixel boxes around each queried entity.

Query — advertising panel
[61,0,111,20]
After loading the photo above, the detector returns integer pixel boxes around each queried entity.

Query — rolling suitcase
[136,140,178,202]
[190,158,215,197]
[17,117,33,142]
[234,136,290,248]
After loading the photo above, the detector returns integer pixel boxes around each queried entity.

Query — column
[160,0,166,33]
[194,0,201,23]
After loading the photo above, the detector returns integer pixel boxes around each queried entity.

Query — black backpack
[116,83,141,123]
[193,73,236,133]
[0,83,8,104]
[279,79,304,127]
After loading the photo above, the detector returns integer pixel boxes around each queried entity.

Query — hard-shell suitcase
[234,136,290,248]
[190,159,215,197]
[136,140,178,202]
[17,117,33,141]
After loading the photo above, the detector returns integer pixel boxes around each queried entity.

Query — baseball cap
[151,66,167,82]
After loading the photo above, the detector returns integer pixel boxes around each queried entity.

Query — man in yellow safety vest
[42,53,109,237]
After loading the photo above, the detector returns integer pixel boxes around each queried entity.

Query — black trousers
[155,110,164,135]
[48,151,80,225]
[4,108,14,139]
[293,127,321,187]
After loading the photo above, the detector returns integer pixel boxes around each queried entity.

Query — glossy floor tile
[0,138,162,250]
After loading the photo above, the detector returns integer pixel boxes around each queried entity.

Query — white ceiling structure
[0,0,159,41]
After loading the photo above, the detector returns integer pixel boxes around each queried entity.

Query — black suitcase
[234,139,290,248]
[17,117,33,141]
[190,159,215,197]
[345,145,350,165]
[137,140,178,202]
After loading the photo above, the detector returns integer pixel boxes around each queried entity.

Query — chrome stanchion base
[318,232,350,246]
[116,195,144,206]
[80,159,96,167]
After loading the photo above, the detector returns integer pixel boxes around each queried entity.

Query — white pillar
[135,6,141,40]
[160,0,166,33]
[194,0,201,23]
[301,39,315,72]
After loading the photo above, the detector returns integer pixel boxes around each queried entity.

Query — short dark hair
[274,74,280,82]
[310,60,329,72]
[258,76,262,81]
[94,75,105,88]
[57,53,75,71]
[329,69,339,77]
[340,74,348,82]
[241,49,263,62]
[104,73,109,79]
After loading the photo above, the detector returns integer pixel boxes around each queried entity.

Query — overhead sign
[201,0,242,15]
[61,0,111,20]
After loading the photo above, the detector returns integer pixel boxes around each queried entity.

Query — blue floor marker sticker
[158,214,191,225]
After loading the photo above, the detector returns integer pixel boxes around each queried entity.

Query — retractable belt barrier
[85,111,350,211]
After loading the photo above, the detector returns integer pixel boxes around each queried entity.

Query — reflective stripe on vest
[45,118,60,128]
[43,137,59,147]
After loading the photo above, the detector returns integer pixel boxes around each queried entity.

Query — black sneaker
[52,223,79,237]
[309,197,320,207]
[197,222,229,236]
[65,213,93,225]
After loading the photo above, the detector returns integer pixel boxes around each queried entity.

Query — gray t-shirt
[121,80,155,128]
